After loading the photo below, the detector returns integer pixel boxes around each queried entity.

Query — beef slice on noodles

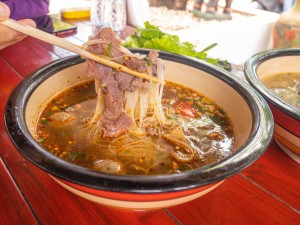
[85,27,160,137]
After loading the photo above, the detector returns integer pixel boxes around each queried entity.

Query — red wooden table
[0,18,299,225]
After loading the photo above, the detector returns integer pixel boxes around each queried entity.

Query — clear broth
[261,72,300,109]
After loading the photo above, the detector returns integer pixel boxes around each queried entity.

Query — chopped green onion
[41,118,48,124]
[38,138,45,143]
[144,57,152,66]
[107,42,113,57]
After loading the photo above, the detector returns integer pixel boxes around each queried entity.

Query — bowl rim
[244,48,300,121]
[5,49,274,193]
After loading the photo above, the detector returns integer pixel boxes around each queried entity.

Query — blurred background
[47,0,280,65]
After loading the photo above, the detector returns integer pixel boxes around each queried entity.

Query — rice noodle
[121,57,177,137]
[124,89,140,126]
[88,80,103,125]
[109,133,158,157]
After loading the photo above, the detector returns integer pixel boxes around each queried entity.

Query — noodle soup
[36,80,234,175]
[261,72,300,110]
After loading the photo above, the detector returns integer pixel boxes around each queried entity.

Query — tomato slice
[174,101,198,118]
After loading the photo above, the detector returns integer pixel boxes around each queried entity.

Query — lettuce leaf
[123,21,231,71]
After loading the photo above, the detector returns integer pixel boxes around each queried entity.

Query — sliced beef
[85,27,159,137]
[102,113,133,137]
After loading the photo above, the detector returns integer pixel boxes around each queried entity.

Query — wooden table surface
[0,18,299,225]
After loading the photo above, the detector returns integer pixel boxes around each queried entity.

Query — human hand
[0,2,36,50]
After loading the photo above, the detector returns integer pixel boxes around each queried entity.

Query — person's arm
[0,2,36,50]
[0,0,50,20]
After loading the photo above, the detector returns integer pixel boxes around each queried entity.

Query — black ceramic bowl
[5,50,273,209]
[244,48,300,164]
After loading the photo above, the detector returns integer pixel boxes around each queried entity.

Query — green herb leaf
[200,43,218,52]
[123,21,231,71]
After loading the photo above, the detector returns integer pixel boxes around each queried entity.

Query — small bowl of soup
[5,48,273,210]
[244,48,300,164]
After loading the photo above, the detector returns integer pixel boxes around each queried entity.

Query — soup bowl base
[275,141,300,164]
[52,176,223,210]
[274,123,300,159]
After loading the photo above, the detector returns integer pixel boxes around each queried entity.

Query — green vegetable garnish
[107,42,113,57]
[209,115,228,126]
[68,151,86,161]
[41,118,48,124]
[144,57,152,66]
[123,21,231,71]
[193,103,205,113]
[178,164,189,172]
[38,138,45,143]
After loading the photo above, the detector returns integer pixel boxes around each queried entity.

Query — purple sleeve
[0,0,50,20]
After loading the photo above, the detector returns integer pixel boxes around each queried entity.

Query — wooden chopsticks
[1,19,161,84]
